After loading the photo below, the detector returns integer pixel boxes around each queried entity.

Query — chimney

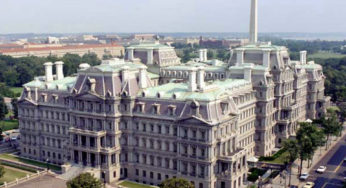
[44,62,53,82]
[262,49,271,67]
[147,48,154,65]
[199,49,204,62]
[139,66,148,89]
[244,65,253,82]
[204,49,208,61]
[300,51,307,64]
[249,0,258,44]
[236,48,245,65]
[55,61,64,80]
[197,66,205,90]
[127,47,134,61]
[121,66,130,84]
[188,68,197,92]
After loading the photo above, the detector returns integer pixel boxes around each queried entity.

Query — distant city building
[0,43,124,58]
[199,37,249,48]
[46,37,60,44]
[130,34,159,41]
[125,41,181,68]
[17,0,330,188]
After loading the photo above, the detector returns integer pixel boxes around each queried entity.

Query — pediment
[18,98,37,106]
[176,115,210,125]
[74,91,105,100]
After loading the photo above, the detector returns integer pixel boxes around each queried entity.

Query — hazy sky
[0,0,345,34]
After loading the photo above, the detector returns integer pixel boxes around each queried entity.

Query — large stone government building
[18,0,330,187]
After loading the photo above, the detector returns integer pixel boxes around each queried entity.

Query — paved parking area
[11,174,67,188]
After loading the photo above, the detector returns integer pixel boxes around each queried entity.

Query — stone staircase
[58,164,91,181]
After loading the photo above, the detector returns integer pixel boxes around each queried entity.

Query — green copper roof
[139,79,250,102]
[229,63,269,71]
[147,72,160,79]
[164,61,227,72]
[93,62,143,73]
[24,76,77,91]
[301,63,322,70]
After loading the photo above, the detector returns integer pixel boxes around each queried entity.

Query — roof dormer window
[136,102,145,113]
[152,104,160,115]
[168,105,176,116]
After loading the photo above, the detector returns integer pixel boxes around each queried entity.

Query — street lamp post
[46,158,50,172]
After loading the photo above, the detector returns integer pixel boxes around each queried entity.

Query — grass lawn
[259,149,289,164]
[309,51,346,59]
[9,87,23,96]
[0,166,31,185]
[119,181,156,188]
[0,154,61,171]
[0,120,19,131]
[270,151,289,164]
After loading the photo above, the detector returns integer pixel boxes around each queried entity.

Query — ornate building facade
[18,0,330,188]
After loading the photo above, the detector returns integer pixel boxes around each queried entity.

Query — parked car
[303,182,315,188]
[316,166,327,173]
[300,173,309,180]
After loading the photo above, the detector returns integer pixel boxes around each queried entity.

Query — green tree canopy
[66,173,103,188]
[159,178,195,188]
[0,96,8,120]
[0,165,5,179]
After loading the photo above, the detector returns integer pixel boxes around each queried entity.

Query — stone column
[108,154,112,166]
[87,153,91,165]
[79,151,83,165]
[199,49,204,62]
[262,49,271,67]
[188,68,197,92]
[236,48,245,65]
[203,49,208,62]
[244,64,254,82]
[147,48,154,65]
[197,66,205,90]
[139,66,148,89]
[127,47,134,60]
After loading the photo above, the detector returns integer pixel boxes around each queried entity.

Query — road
[306,134,346,188]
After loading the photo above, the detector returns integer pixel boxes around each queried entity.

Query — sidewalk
[269,128,346,188]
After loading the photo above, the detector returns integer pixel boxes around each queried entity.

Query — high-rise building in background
[18,0,330,187]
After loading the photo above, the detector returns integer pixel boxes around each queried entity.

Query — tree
[66,173,103,188]
[11,98,18,119]
[207,50,215,59]
[159,178,194,188]
[315,109,343,149]
[282,139,298,186]
[296,122,325,176]
[0,165,5,179]
[0,96,8,120]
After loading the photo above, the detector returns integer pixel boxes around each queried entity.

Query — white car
[300,173,309,180]
[303,182,315,188]
[316,166,327,173]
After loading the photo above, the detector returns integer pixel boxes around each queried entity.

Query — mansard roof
[138,79,251,102]
[24,76,76,91]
